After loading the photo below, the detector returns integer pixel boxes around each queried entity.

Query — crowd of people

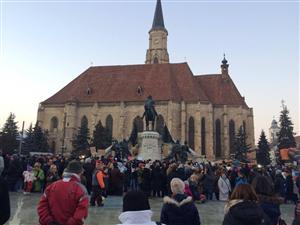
[0,149,300,225]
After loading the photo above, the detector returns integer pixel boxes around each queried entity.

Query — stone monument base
[137,131,161,161]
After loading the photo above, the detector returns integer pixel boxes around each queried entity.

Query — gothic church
[37,0,255,160]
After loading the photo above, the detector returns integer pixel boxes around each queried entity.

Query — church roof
[151,0,166,31]
[42,63,248,108]
[195,74,248,107]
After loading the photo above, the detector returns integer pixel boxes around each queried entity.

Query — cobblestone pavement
[5,193,294,225]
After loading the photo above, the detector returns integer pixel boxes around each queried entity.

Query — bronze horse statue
[142,95,158,131]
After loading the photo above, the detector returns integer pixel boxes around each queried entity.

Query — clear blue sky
[0,0,299,143]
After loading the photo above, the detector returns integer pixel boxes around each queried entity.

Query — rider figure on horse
[142,95,158,131]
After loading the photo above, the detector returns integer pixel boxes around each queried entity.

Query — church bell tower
[145,0,169,64]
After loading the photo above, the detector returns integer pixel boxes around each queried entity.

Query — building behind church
[37,0,255,160]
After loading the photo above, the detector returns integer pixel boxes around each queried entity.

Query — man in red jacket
[37,160,89,225]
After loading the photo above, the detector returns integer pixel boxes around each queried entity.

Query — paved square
[5,193,294,225]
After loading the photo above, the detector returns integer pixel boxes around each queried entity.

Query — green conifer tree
[277,105,296,149]
[256,130,271,166]
[92,121,112,150]
[234,126,251,162]
[277,103,296,163]
[0,113,19,155]
[22,123,34,155]
[72,119,90,156]
[32,122,49,152]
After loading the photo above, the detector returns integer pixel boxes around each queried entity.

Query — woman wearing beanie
[117,191,163,225]
[160,178,201,225]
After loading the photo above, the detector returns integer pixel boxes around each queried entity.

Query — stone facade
[37,100,254,160]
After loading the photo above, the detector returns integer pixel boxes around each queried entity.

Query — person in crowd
[32,162,45,192]
[284,169,298,204]
[141,163,152,197]
[116,191,160,225]
[83,158,94,195]
[90,161,106,207]
[110,162,124,196]
[218,169,231,201]
[235,170,248,187]
[37,160,89,225]
[152,161,162,197]
[252,175,282,225]
[160,178,201,225]
[0,176,10,224]
[222,184,271,225]
[188,174,201,201]
[45,164,60,187]
[184,180,193,197]
[203,166,215,200]
[23,165,36,194]
[166,163,179,196]
[274,170,285,198]
[6,155,23,192]
[292,199,300,225]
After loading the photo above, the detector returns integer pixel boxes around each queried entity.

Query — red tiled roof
[42,63,247,107]
[195,74,248,107]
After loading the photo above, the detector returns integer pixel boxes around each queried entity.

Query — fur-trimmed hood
[163,195,193,207]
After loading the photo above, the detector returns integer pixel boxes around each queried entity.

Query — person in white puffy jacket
[218,170,231,201]
[116,191,164,225]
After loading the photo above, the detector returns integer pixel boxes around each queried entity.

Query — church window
[201,117,206,155]
[133,116,144,132]
[229,120,235,154]
[50,117,58,131]
[137,86,144,96]
[243,121,246,135]
[86,88,92,95]
[81,116,88,127]
[106,115,113,138]
[188,117,195,150]
[156,114,164,135]
[153,57,159,64]
[215,119,222,158]
[51,141,56,153]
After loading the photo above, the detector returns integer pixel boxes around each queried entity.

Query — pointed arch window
[201,117,206,155]
[188,117,195,150]
[229,120,235,154]
[215,119,222,158]
[50,117,58,131]
[106,115,113,138]
[153,57,159,64]
[243,121,246,135]
[81,116,88,127]
[133,116,144,133]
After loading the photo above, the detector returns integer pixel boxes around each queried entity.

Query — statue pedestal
[138,131,161,161]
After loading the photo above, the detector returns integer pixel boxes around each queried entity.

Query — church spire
[221,54,229,75]
[151,0,166,31]
[145,0,169,64]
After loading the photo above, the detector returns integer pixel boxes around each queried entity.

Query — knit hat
[170,178,185,194]
[122,191,150,212]
[64,160,83,174]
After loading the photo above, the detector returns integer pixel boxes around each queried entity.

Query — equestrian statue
[142,95,158,131]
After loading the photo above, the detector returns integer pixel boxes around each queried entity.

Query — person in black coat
[0,176,10,224]
[151,162,162,197]
[285,170,297,203]
[252,175,283,225]
[160,178,201,225]
[222,184,271,225]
